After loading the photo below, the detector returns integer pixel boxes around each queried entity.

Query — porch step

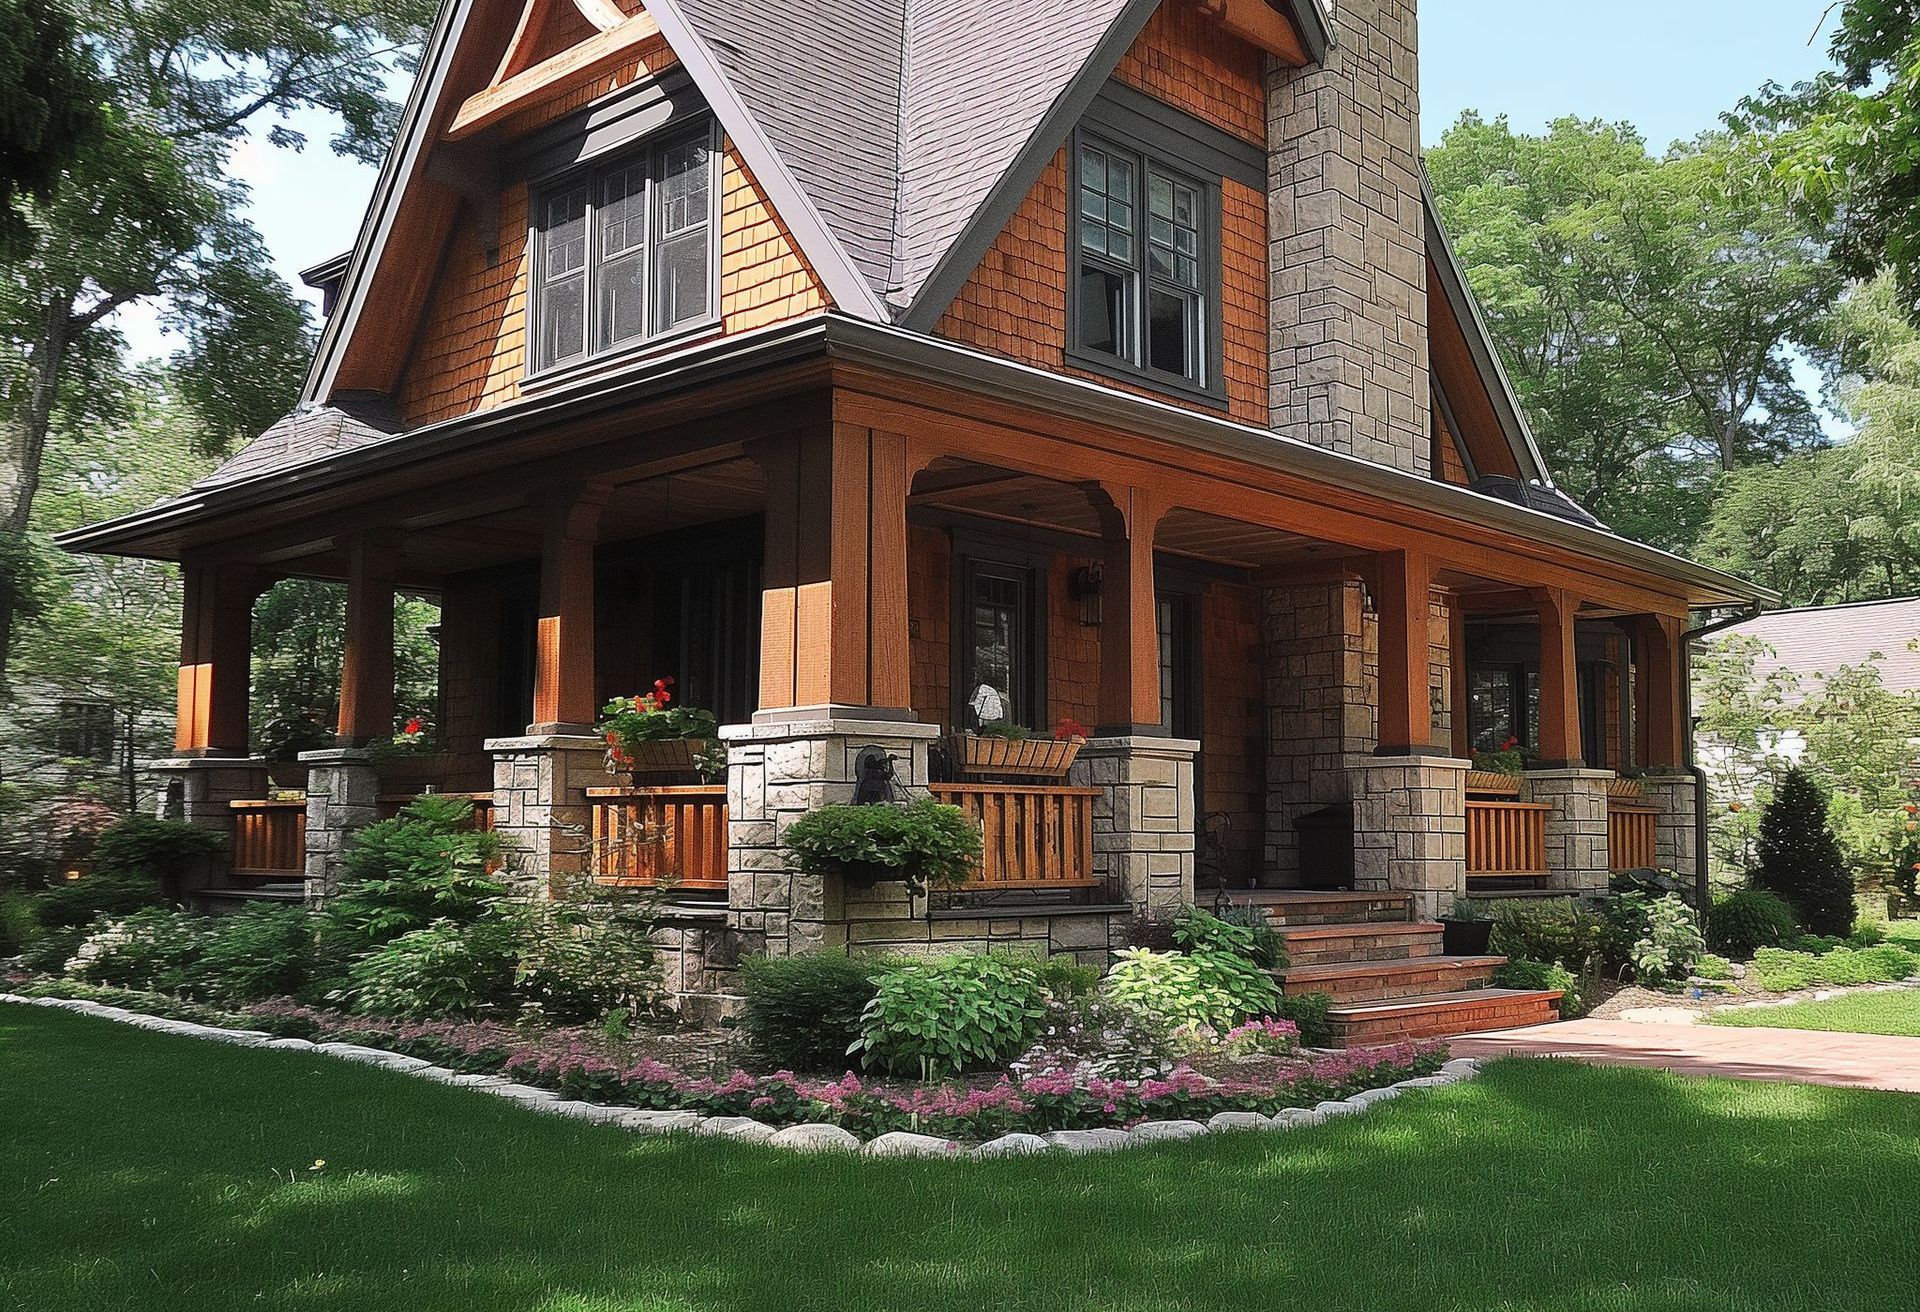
[1225,889,1413,926]
[1328,988,1564,1046]
[1277,921,1445,966]
[1277,954,1503,1004]
[190,883,306,908]
[1466,874,1553,894]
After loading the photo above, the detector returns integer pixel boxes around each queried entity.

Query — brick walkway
[1452,1017,1920,1093]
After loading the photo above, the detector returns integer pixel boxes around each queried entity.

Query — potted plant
[949,716,1089,780]
[599,678,723,778]
[1440,896,1495,956]
[782,798,984,895]
[1467,736,1529,796]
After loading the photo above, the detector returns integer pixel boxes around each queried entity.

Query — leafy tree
[0,0,104,254]
[1427,115,1842,550]
[251,579,441,753]
[1752,767,1857,937]
[0,0,434,686]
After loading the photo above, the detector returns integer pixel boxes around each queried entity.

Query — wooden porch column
[174,563,261,755]
[755,423,911,717]
[1374,548,1436,755]
[1532,585,1583,767]
[1633,613,1686,768]
[1088,483,1165,735]
[531,483,609,733]
[1447,592,1470,758]
[336,534,397,745]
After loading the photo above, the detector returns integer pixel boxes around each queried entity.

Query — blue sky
[117,0,1846,356]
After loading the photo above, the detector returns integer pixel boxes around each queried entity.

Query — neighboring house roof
[1712,597,1920,703]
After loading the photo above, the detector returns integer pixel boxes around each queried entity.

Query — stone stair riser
[1280,928,1444,966]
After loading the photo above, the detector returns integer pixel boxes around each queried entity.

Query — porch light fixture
[1069,563,1103,627]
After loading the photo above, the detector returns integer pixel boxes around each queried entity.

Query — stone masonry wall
[301,749,380,897]
[1071,737,1199,918]
[1266,0,1430,474]
[1350,754,1466,920]
[1639,771,1699,877]
[1527,769,1612,895]
[488,735,611,894]
[1264,580,1375,879]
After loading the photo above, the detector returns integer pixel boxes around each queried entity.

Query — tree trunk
[0,290,77,692]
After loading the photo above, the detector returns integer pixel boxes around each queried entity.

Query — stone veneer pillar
[1266,0,1430,474]
[1637,770,1699,877]
[1264,580,1375,879]
[722,718,939,958]
[1526,768,1613,895]
[486,734,611,894]
[1071,737,1199,918]
[300,748,381,897]
[153,756,270,892]
[1349,753,1466,920]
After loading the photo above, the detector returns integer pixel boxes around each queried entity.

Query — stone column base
[1636,771,1699,877]
[1527,768,1613,894]
[486,734,613,896]
[1071,736,1199,919]
[1349,754,1467,921]
[152,756,269,892]
[300,748,381,897]
[721,718,939,959]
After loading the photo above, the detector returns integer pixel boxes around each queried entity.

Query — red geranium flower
[403,717,422,735]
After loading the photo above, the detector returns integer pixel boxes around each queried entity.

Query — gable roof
[196,394,405,488]
[1713,597,1920,703]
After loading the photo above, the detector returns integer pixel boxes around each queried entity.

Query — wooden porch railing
[376,791,495,827]
[929,783,1101,891]
[228,799,306,876]
[587,785,729,891]
[1609,803,1659,872]
[1465,799,1550,879]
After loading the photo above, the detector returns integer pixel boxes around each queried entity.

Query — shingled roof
[196,393,405,489]
[1713,597,1920,703]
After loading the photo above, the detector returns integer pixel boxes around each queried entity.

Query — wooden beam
[1375,548,1436,756]
[1088,483,1167,735]
[1448,593,1471,759]
[1532,586,1582,767]
[337,534,399,744]
[175,564,261,755]
[1200,0,1311,64]
[532,483,609,731]
[1634,613,1686,768]
[448,13,662,142]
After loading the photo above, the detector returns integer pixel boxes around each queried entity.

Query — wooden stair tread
[1329,988,1563,1020]
[1282,954,1502,982]
[1276,921,1443,940]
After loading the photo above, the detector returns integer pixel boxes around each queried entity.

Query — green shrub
[89,816,226,882]
[1750,947,1819,992]
[0,890,40,956]
[1694,953,1735,981]
[739,952,892,1073]
[1708,888,1799,960]
[327,797,505,945]
[1749,942,1920,992]
[505,891,663,1023]
[1492,957,1582,1017]
[1751,768,1857,938]
[781,800,983,893]
[1102,946,1281,1034]
[1174,905,1287,970]
[346,918,520,1018]
[1606,893,1705,986]
[853,954,1047,1077]
[17,925,86,974]
[1033,956,1101,1001]
[1488,901,1609,973]
[1847,923,1887,948]
[185,905,324,1003]
[70,909,207,991]
[1269,991,1334,1048]
[32,872,168,930]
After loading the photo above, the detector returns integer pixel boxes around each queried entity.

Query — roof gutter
[60,311,1771,607]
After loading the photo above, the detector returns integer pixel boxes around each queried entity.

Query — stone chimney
[1265,0,1430,476]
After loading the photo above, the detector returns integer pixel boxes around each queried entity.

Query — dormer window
[1069,130,1223,403]
[531,118,720,374]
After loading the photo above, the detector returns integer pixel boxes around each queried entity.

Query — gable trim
[1422,170,1554,488]
[898,0,1164,333]
[1085,82,1264,191]
[643,0,888,320]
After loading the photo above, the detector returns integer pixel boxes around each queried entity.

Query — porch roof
[57,311,1767,609]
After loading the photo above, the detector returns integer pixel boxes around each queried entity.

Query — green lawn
[1709,987,1920,1037]
[4,1004,1918,1312]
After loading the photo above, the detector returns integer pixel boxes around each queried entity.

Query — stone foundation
[153,757,270,891]
[1637,771,1699,877]
[1349,754,1467,920]
[300,749,380,897]
[651,910,748,1024]
[1072,736,1199,918]
[486,734,612,894]
[1527,769,1613,895]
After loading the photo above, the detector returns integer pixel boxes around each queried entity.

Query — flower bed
[6,978,1447,1142]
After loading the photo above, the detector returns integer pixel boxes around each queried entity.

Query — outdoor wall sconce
[1069,563,1103,627]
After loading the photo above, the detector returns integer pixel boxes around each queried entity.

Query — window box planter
[1606,776,1644,800]
[611,738,716,776]
[1465,769,1523,798]
[949,733,1082,780]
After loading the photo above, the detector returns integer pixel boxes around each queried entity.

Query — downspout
[1682,603,1766,921]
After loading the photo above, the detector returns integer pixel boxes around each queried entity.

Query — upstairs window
[1071,132,1221,401]
[55,700,114,762]
[532,120,719,374]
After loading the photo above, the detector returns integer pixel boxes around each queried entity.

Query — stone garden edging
[1,993,1481,1158]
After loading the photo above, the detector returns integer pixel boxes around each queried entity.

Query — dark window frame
[527,115,722,380]
[948,537,1050,735]
[1066,124,1227,408]
[55,699,116,763]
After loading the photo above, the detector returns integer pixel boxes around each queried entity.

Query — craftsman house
[63,0,1760,1038]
